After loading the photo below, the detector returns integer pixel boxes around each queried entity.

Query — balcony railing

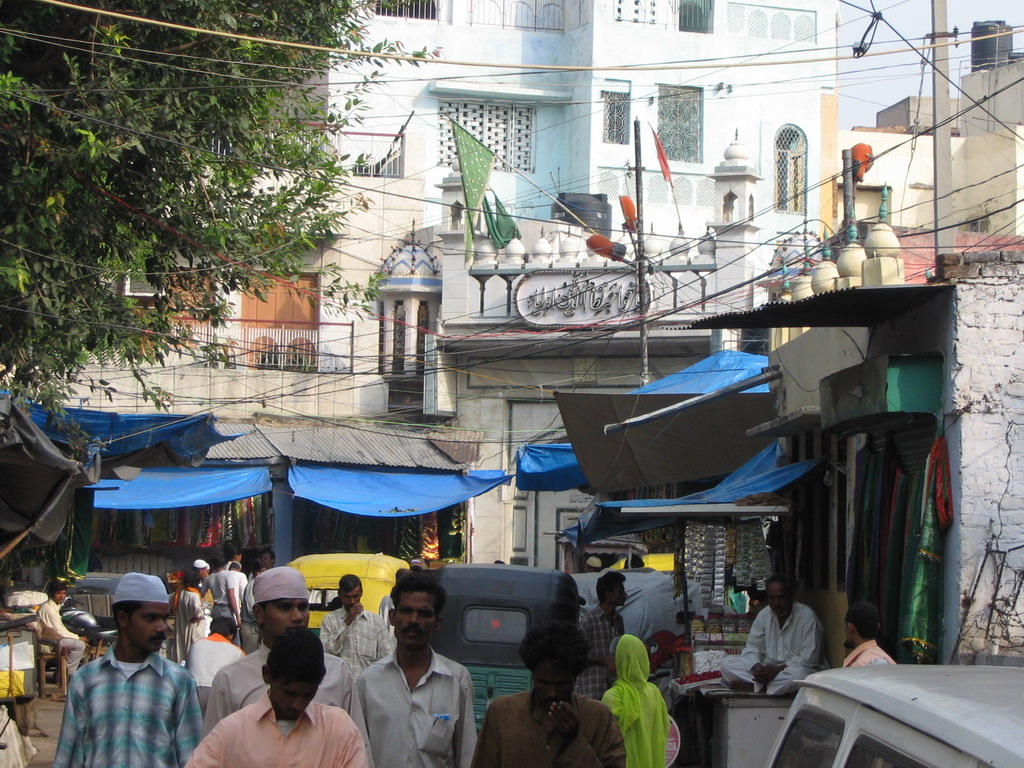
[185,321,353,373]
[319,130,404,178]
[613,0,713,32]
[469,0,564,30]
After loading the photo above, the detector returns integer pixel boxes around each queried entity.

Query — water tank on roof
[551,193,613,236]
[971,20,1013,71]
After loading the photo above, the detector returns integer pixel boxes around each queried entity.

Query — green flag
[483,193,521,250]
[450,119,496,261]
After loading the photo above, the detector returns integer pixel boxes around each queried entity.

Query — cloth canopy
[514,443,587,491]
[569,444,821,544]
[0,396,85,548]
[556,391,775,493]
[629,350,769,395]
[28,404,241,473]
[90,466,272,510]
[599,443,822,510]
[289,464,512,517]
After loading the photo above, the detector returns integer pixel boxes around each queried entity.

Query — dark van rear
[431,564,579,728]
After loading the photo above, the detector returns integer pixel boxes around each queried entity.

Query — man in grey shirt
[357,573,476,768]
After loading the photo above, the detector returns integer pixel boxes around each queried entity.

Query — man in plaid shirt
[576,571,626,699]
[54,572,202,768]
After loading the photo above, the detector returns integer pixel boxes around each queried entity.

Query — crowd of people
[49,560,894,768]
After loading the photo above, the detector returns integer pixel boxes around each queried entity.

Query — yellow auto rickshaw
[287,553,409,631]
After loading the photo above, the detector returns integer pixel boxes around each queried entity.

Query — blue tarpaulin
[90,466,272,510]
[28,404,239,467]
[514,444,588,491]
[629,350,769,395]
[289,464,512,517]
[566,444,821,544]
[599,443,821,510]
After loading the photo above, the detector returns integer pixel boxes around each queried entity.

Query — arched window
[723,191,737,222]
[774,124,807,213]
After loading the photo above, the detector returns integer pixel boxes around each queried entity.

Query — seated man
[471,620,625,768]
[720,574,827,695]
[842,601,896,667]
[187,628,367,768]
[37,580,87,677]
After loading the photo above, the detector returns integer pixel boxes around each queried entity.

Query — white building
[83,0,841,567]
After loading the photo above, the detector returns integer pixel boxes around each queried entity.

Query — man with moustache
[203,566,372,764]
[357,573,476,768]
[470,621,625,768]
[719,573,828,695]
[53,573,202,768]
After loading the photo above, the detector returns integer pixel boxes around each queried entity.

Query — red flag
[651,125,673,186]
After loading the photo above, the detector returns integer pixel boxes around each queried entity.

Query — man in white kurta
[720,575,827,695]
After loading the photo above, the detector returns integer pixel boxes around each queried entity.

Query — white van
[766,666,1024,768]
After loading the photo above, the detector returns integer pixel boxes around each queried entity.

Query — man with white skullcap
[202,567,374,764]
[53,572,202,768]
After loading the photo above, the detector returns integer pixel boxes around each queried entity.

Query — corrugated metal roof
[687,284,953,330]
[208,423,466,470]
[208,427,280,459]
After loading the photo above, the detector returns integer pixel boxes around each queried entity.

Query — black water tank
[972,21,1012,71]
[551,193,613,236]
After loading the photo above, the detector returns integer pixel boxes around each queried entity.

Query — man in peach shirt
[842,602,896,667]
[187,628,367,768]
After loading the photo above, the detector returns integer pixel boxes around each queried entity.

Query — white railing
[185,321,353,373]
[469,0,564,30]
[319,130,404,177]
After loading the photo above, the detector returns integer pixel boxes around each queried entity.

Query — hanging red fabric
[929,435,954,532]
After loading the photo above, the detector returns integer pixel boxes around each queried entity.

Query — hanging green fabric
[46,488,92,581]
[898,442,945,664]
[450,119,496,262]
[483,193,521,250]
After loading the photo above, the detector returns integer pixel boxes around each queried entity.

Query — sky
[837,0,1021,129]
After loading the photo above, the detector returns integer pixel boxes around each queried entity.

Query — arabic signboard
[514,269,639,327]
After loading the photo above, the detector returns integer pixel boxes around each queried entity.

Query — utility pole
[633,118,651,384]
[932,0,955,266]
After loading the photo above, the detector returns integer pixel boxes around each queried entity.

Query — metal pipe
[603,367,782,434]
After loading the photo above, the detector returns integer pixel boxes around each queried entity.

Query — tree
[0,0,398,411]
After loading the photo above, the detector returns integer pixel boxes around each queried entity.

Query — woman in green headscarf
[601,633,670,768]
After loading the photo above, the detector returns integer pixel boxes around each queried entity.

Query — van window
[771,713,843,768]
[463,607,528,644]
[845,737,929,768]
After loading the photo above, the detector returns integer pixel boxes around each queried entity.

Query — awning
[288,464,512,517]
[514,443,587,491]
[90,466,272,510]
[568,444,820,544]
[0,396,85,549]
[600,443,822,513]
[29,404,242,473]
[687,285,953,330]
[629,350,770,395]
[556,390,775,493]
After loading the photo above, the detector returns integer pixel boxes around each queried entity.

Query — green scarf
[601,634,669,768]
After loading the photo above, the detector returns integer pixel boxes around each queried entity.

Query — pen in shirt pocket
[432,714,451,726]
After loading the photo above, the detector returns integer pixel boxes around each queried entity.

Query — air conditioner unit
[123,275,157,296]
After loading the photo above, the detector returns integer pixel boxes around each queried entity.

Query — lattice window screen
[657,86,702,163]
[598,171,621,198]
[774,124,807,213]
[602,91,630,144]
[438,101,535,172]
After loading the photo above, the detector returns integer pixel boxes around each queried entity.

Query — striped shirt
[53,647,202,768]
